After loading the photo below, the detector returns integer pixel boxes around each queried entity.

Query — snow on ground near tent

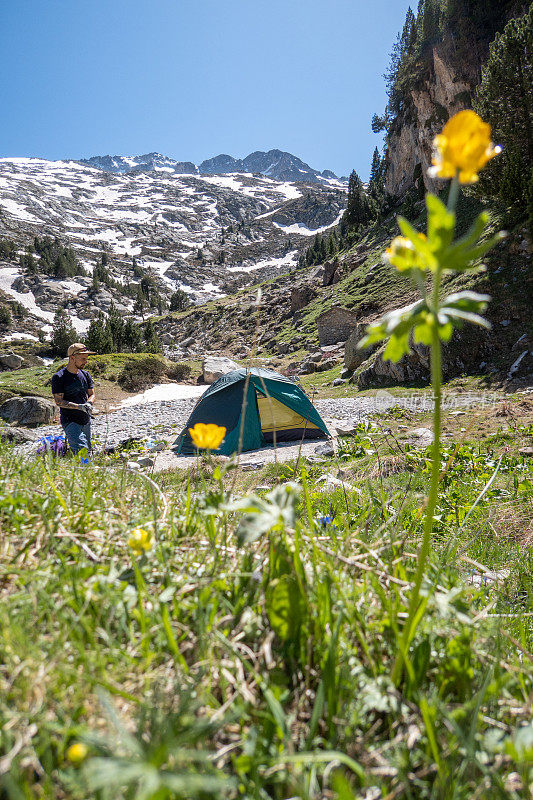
[118,383,206,407]
[226,250,299,273]
[202,282,223,294]
[273,210,345,236]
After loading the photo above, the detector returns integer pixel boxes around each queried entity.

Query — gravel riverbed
[31,390,498,454]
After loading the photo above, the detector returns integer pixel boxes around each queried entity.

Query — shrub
[166,361,192,381]
[117,356,167,392]
[0,305,12,325]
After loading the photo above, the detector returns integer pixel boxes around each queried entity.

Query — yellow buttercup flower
[127,527,153,556]
[189,423,226,450]
[429,110,501,184]
[66,742,88,764]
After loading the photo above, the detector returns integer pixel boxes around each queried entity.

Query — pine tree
[344,170,375,229]
[0,238,17,261]
[527,168,533,244]
[123,318,143,352]
[0,305,11,326]
[51,308,76,355]
[85,312,113,354]
[134,286,146,319]
[12,302,25,319]
[143,319,161,353]
[474,6,533,205]
[107,302,125,352]
[140,276,154,302]
[368,147,385,204]
[170,288,189,312]
[422,0,441,45]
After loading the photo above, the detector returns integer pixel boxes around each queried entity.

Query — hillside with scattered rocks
[0,155,346,343]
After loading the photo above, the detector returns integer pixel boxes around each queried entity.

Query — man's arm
[53,392,86,411]
[87,388,95,404]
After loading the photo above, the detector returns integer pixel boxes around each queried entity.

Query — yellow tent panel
[257,395,320,433]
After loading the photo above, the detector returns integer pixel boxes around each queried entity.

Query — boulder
[299,359,316,375]
[316,307,358,347]
[329,419,361,435]
[0,352,24,370]
[344,325,378,371]
[33,282,66,307]
[202,356,240,384]
[358,344,430,388]
[276,342,292,355]
[0,424,40,443]
[315,356,339,372]
[314,441,335,457]
[323,259,341,286]
[0,396,55,426]
[404,427,434,447]
[12,276,30,293]
[290,284,317,313]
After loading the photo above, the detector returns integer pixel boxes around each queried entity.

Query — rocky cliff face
[384,38,480,199]
[383,0,528,199]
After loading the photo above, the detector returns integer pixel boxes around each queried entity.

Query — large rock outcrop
[0,352,24,370]
[0,396,55,426]
[316,307,358,347]
[202,357,240,384]
[385,40,478,199]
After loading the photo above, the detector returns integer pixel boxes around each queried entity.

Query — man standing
[51,343,96,454]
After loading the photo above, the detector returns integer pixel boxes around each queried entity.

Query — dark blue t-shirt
[51,367,93,426]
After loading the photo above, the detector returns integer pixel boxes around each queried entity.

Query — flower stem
[447,172,460,212]
[392,272,443,687]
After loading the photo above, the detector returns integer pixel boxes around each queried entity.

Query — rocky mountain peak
[80,149,343,185]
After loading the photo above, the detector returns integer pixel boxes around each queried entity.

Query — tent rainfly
[175,368,329,456]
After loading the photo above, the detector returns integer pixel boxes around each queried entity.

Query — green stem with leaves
[391,268,443,686]
[392,176,459,687]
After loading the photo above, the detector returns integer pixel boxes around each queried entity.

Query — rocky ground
[13,390,503,467]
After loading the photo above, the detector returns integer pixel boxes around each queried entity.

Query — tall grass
[0,423,531,799]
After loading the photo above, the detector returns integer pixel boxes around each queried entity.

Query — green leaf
[233,482,300,545]
[444,223,505,271]
[439,291,491,330]
[383,332,411,361]
[397,216,437,269]
[426,193,455,254]
[266,574,304,642]
[413,320,434,346]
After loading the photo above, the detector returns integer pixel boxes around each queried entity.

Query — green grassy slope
[1,398,532,798]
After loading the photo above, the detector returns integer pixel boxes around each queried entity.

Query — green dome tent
[174,368,329,456]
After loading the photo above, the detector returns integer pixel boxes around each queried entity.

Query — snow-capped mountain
[80,153,198,175]
[0,156,346,342]
[81,149,345,185]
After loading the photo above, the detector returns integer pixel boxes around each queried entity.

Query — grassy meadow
[1,392,532,800]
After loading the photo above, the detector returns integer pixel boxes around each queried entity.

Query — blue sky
[0,0,412,179]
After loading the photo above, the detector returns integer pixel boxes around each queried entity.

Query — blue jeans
[63,421,92,454]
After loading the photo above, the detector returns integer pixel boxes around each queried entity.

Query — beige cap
[67,343,96,357]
